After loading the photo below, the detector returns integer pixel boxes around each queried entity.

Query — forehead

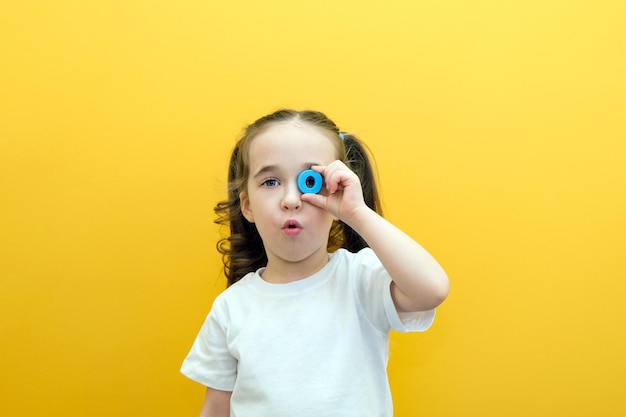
[247,122,339,170]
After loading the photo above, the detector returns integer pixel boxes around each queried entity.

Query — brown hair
[214,109,383,286]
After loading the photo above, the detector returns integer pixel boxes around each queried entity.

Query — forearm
[347,206,449,312]
[199,387,231,417]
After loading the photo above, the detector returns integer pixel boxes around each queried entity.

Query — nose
[281,182,302,210]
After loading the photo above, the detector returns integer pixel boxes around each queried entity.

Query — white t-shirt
[181,248,435,417]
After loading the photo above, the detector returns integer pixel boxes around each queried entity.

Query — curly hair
[214,109,383,286]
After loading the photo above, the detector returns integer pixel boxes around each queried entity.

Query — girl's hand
[304,161,449,313]
[300,160,368,225]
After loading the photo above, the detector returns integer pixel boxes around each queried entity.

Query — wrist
[341,205,378,235]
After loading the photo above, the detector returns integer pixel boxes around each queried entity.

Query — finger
[326,166,356,194]
[320,162,345,190]
[310,164,326,173]
[301,193,327,209]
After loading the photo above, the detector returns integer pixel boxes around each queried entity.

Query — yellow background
[1,1,625,416]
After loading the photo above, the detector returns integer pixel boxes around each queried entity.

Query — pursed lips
[282,219,302,236]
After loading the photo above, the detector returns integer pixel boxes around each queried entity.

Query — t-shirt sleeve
[353,248,436,333]
[180,301,237,391]
[384,283,436,332]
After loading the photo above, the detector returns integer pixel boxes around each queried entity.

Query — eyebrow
[252,162,320,179]
[252,164,278,179]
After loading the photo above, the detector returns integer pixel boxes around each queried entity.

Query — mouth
[282,219,302,236]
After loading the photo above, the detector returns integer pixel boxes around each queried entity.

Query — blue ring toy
[297,169,323,194]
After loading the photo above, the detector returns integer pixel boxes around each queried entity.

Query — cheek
[316,210,336,229]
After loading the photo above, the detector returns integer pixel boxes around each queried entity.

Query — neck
[261,251,329,284]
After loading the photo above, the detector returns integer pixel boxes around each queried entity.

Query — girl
[181,109,449,417]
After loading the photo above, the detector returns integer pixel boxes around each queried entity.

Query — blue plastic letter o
[297,169,323,194]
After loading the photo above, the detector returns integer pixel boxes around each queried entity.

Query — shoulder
[331,247,385,277]
[328,248,390,298]
[210,271,257,311]
[332,247,378,265]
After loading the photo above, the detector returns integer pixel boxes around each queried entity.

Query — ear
[240,191,254,223]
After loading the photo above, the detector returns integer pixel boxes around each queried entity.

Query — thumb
[301,193,327,210]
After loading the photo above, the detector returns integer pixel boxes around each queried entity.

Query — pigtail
[215,146,267,286]
[328,133,383,253]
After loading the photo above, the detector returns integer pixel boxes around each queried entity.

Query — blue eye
[297,170,323,194]
[262,179,279,187]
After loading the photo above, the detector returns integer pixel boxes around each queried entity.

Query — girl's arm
[349,206,449,312]
[304,161,449,312]
[198,387,231,417]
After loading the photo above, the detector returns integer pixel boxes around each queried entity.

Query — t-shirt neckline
[250,251,342,295]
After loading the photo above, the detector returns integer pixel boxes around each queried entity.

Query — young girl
[181,109,449,417]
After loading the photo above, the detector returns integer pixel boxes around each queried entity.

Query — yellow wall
[1,1,624,416]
